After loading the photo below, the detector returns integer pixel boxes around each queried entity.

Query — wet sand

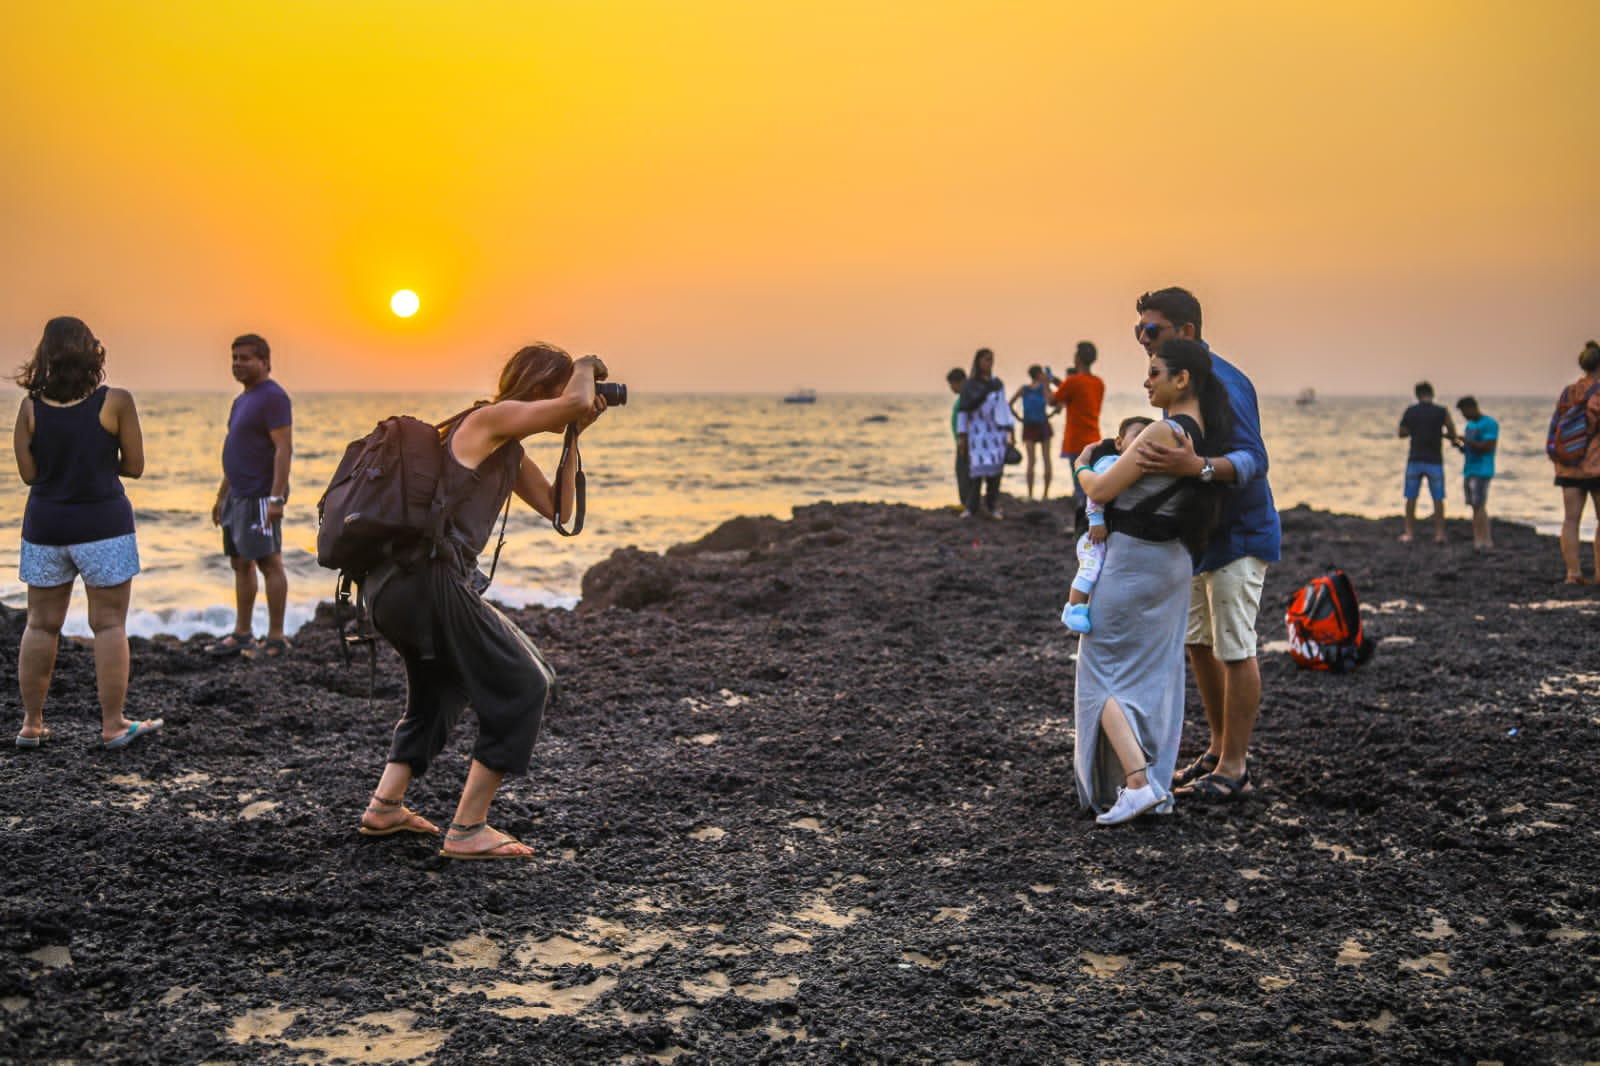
[1,500,1597,1064]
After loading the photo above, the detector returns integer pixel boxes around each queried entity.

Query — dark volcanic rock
[580,546,680,611]
[2,497,1598,1064]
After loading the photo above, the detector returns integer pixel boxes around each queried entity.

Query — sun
[390,289,420,318]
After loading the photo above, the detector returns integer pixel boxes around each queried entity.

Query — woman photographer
[1071,337,1229,825]
[357,342,608,859]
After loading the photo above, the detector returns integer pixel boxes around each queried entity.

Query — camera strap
[551,422,586,537]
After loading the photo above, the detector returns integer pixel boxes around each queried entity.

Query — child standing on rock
[1063,417,1152,634]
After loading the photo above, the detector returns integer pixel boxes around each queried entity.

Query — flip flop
[440,840,535,861]
[359,807,441,837]
[104,719,163,750]
[15,728,51,749]
[439,822,534,861]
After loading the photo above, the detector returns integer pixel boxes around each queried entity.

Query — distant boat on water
[1295,388,1317,406]
[783,388,817,404]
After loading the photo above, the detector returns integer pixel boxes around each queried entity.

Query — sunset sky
[3,1,1596,397]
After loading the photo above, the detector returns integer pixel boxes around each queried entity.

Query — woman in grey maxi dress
[1072,338,1230,824]
[1072,459,1194,813]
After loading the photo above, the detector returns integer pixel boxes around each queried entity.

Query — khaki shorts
[1187,555,1269,662]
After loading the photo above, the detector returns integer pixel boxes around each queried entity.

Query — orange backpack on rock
[1285,569,1375,673]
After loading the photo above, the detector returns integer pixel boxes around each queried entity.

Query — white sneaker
[1096,783,1164,825]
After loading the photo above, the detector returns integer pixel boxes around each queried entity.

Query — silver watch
[1199,460,1215,483]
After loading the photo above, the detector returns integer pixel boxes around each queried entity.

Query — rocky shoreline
[2,498,1597,1064]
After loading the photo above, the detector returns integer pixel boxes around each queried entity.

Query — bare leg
[1186,643,1226,763]
[1472,504,1491,549]
[18,583,72,739]
[441,759,534,857]
[1560,487,1587,580]
[1041,448,1052,499]
[231,555,257,635]
[362,761,441,834]
[85,580,138,738]
[1098,696,1150,789]
[1402,497,1417,542]
[1590,491,1600,579]
[258,554,288,641]
[1025,442,1037,499]
[1432,498,1447,544]
[1214,656,1262,781]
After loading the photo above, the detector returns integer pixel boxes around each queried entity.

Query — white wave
[482,583,580,611]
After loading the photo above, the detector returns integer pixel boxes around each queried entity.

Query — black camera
[596,382,628,406]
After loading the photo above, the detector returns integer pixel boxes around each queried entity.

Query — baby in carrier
[1062,416,1152,634]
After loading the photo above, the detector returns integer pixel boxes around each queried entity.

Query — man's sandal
[242,637,291,661]
[1182,770,1256,801]
[204,632,256,657]
[358,794,440,837]
[1172,753,1219,789]
[439,821,535,861]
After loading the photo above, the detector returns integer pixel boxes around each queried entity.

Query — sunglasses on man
[1134,322,1170,342]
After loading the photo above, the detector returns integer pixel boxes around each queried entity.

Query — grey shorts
[20,533,141,588]
[1463,476,1491,508]
[221,495,283,561]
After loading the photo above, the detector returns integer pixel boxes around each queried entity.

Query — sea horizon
[1,391,1588,640]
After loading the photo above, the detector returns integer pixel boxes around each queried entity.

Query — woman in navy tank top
[12,317,162,750]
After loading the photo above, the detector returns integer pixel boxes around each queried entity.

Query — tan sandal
[358,793,440,837]
[439,821,534,861]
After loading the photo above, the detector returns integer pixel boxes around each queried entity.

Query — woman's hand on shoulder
[1133,420,1198,477]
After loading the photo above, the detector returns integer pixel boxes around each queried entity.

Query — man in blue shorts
[205,334,294,658]
[1132,287,1280,801]
[1398,381,1461,545]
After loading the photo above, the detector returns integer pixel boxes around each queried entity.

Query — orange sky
[2,1,1596,396]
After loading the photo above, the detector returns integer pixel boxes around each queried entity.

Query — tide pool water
[0,390,1584,638]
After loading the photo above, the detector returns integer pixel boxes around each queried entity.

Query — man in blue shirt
[1398,381,1462,545]
[1455,395,1498,551]
[1132,287,1280,801]
[205,334,294,658]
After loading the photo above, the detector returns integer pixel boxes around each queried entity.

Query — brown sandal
[359,793,440,837]
[439,821,534,861]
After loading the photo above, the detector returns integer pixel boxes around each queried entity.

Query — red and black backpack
[1285,569,1375,673]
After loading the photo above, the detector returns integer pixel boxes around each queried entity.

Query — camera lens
[597,382,628,406]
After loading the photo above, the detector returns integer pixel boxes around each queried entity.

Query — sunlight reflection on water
[0,390,1582,637]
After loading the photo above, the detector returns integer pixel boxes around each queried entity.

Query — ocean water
[0,390,1583,639]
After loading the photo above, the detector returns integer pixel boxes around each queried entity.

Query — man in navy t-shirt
[1398,381,1461,545]
[206,334,294,658]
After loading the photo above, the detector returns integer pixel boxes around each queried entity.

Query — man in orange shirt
[1051,341,1105,530]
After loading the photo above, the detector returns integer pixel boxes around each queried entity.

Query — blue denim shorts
[1403,461,1445,501]
[19,533,141,588]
